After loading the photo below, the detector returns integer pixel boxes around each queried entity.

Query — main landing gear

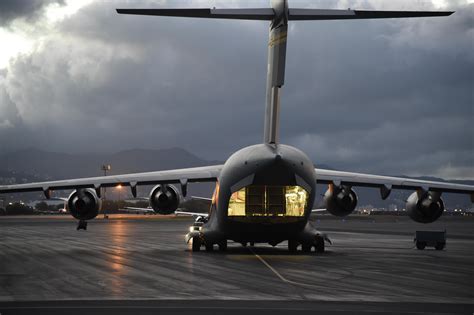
[77,220,88,230]
[191,237,227,252]
[288,240,298,253]
[192,236,201,252]
[315,236,325,253]
[218,240,227,251]
[288,236,325,253]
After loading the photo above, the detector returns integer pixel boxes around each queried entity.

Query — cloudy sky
[0,0,472,179]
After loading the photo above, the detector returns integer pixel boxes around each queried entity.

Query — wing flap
[289,9,454,20]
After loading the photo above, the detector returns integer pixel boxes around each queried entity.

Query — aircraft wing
[190,196,212,202]
[119,208,208,217]
[121,207,154,213]
[175,210,209,218]
[0,165,223,197]
[315,168,474,200]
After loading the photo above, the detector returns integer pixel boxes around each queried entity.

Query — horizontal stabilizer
[116,8,275,20]
[289,9,454,20]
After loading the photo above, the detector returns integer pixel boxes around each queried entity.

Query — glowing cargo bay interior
[228,185,308,217]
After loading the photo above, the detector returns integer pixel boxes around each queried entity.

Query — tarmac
[0,214,473,314]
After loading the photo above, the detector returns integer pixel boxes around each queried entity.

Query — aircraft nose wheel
[76,220,87,231]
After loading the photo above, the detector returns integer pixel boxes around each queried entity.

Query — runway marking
[249,248,320,290]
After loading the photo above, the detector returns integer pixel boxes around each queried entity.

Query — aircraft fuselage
[201,143,320,246]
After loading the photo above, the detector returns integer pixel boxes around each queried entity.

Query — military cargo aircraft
[1,0,472,253]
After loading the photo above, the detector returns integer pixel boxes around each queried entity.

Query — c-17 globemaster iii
[1,0,472,253]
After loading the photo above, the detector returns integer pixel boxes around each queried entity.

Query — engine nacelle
[406,191,444,223]
[323,185,358,217]
[67,188,101,220]
[149,184,180,215]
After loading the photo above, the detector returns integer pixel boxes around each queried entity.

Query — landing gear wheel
[315,236,325,253]
[77,220,87,231]
[218,240,227,252]
[288,240,298,253]
[435,242,445,251]
[192,237,201,252]
[416,241,426,250]
[249,242,255,247]
[302,243,312,253]
[205,243,214,252]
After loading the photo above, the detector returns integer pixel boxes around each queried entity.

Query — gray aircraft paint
[264,0,288,144]
[207,143,317,244]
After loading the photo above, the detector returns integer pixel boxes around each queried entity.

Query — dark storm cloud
[0,0,65,26]
[0,0,472,179]
[281,5,474,177]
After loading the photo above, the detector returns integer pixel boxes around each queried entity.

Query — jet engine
[149,184,180,215]
[406,191,444,223]
[323,185,358,217]
[67,188,101,220]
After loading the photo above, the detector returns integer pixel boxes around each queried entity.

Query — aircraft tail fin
[116,1,454,145]
[288,9,454,20]
[116,8,275,20]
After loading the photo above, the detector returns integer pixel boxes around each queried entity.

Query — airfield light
[116,184,123,202]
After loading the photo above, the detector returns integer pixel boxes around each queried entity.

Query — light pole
[101,164,111,219]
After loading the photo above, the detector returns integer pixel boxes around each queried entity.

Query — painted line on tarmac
[249,248,319,289]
